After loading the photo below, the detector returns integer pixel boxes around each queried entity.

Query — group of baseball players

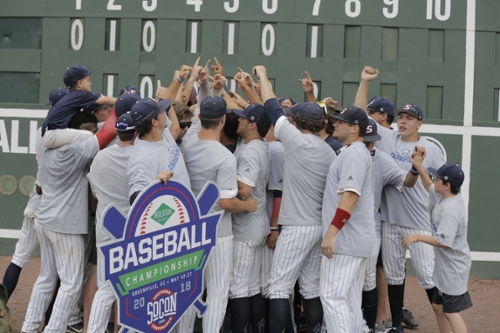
[1,58,472,333]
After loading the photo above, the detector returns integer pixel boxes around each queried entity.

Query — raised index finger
[214,57,221,66]
[157,79,162,88]
[305,71,312,80]
[204,59,210,68]
[193,56,200,67]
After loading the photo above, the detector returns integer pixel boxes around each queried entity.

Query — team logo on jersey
[100,180,221,333]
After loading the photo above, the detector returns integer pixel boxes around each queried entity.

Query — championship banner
[99,180,221,333]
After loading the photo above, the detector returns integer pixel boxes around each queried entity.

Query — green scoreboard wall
[1,0,500,278]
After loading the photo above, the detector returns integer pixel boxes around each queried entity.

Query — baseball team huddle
[2,59,472,333]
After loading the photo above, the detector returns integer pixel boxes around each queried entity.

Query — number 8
[345,0,361,18]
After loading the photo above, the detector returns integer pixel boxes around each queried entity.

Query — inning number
[382,0,398,19]
[262,0,278,14]
[345,0,361,18]
[224,0,239,13]
[426,0,451,21]
[187,0,203,12]
[142,0,157,12]
[312,0,321,16]
[107,0,122,10]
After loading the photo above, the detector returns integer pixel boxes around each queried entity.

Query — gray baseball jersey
[232,139,270,241]
[322,142,376,257]
[88,145,133,226]
[34,127,47,188]
[274,116,335,226]
[376,125,445,230]
[429,185,471,295]
[181,122,238,239]
[127,128,191,197]
[265,140,286,219]
[372,148,406,236]
[36,136,99,234]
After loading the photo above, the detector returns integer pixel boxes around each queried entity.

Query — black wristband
[410,165,419,176]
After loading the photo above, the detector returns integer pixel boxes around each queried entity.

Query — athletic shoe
[67,322,83,333]
[375,323,390,333]
[387,327,404,333]
[384,318,392,328]
[402,308,420,328]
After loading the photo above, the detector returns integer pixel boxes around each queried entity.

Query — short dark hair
[223,112,239,141]
[200,117,222,130]
[135,122,153,137]
[118,131,135,142]
[173,102,194,120]
[294,116,324,133]
[386,114,394,125]
[68,112,98,129]
[442,179,460,195]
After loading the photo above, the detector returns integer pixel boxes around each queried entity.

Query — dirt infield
[1,256,499,332]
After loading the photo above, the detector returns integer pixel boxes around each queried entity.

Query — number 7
[312,0,321,16]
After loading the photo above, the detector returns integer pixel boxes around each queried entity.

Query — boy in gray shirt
[229,104,271,333]
[404,158,472,333]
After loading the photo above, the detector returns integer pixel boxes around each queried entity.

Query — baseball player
[319,106,376,333]
[179,96,257,333]
[229,104,271,333]
[255,65,335,333]
[87,112,138,333]
[367,96,395,129]
[404,159,472,333]
[21,110,114,333]
[1,88,67,300]
[362,119,422,332]
[354,68,445,333]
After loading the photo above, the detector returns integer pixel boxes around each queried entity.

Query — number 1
[76,0,81,10]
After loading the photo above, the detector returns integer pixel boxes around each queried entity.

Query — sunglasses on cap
[179,121,192,129]
[317,101,328,116]
[115,122,135,131]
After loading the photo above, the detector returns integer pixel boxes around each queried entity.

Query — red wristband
[330,208,351,230]
[271,197,282,219]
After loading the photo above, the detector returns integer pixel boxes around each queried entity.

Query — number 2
[107,0,121,10]
[187,0,203,12]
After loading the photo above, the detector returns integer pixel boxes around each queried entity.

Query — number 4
[187,0,203,12]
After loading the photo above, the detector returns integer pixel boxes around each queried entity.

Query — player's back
[181,122,237,239]
[37,137,99,234]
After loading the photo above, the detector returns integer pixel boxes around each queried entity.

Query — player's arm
[410,146,432,192]
[157,65,193,102]
[299,71,316,103]
[234,68,262,104]
[402,234,450,249]
[237,181,253,198]
[95,107,118,149]
[179,57,202,105]
[253,66,276,103]
[267,190,282,250]
[403,146,428,187]
[219,196,257,213]
[95,96,117,105]
[353,66,379,113]
[321,191,360,258]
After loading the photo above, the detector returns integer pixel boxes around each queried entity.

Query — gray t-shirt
[372,148,406,236]
[266,141,286,220]
[35,127,47,188]
[322,142,376,257]
[36,136,100,234]
[232,139,270,241]
[88,145,133,227]
[429,185,471,295]
[376,125,445,230]
[274,116,335,226]
[127,128,191,197]
[181,122,238,239]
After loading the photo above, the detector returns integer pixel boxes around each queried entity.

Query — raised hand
[211,57,224,76]
[360,66,380,82]
[298,71,314,94]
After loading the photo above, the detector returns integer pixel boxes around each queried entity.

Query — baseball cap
[115,112,136,132]
[283,107,298,117]
[428,162,465,188]
[332,106,369,130]
[396,103,424,121]
[277,96,297,106]
[119,85,141,97]
[294,102,323,121]
[130,98,171,127]
[363,118,382,142]
[200,96,231,119]
[63,65,97,88]
[45,87,68,106]
[115,94,141,116]
[367,96,395,116]
[232,103,272,134]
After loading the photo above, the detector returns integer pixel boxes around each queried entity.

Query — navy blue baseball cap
[332,106,369,130]
[428,162,465,188]
[200,96,231,119]
[130,98,171,127]
[63,65,97,88]
[233,103,272,134]
[294,102,323,121]
[45,87,68,106]
[396,103,424,120]
[283,107,298,117]
[115,112,136,132]
[278,96,297,106]
[363,118,382,142]
[119,85,141,97]
[115,94,141,116]
[367,96,395,116]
